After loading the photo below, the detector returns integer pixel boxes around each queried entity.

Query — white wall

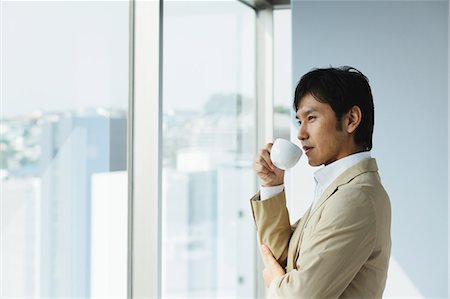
[290,1,449,297]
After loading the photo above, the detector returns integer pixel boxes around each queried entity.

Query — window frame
[128,0,162,298]
[128,0,290,297]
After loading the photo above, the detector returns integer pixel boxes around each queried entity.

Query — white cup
[270,138,302,170]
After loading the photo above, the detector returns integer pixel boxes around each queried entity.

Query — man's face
[296,93,351,166]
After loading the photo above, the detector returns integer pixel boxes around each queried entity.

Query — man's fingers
[255,150,275,172]
[258,149,275,171]
[261,244,276,264]
[261,244,286,288]
[261,244,284,269]
[254,158,271,175]
[261,244,272,255]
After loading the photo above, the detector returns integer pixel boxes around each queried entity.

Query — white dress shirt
[260,151,372,208]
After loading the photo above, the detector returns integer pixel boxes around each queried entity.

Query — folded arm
[268,188,377,298]
[251,191,298,268]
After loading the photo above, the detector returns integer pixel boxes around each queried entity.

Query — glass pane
[1,1,129,297]
[162,1,256,298]
[273,9,292,140]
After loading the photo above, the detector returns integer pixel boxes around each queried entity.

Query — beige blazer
[251,158,391,299]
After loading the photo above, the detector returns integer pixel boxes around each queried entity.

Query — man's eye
[308,116,316,121]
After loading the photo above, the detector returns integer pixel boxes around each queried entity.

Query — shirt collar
[314,151,372,190]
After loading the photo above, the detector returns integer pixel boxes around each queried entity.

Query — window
[161,1,257,297]
[273,8,292,140]
[1,2,129,297]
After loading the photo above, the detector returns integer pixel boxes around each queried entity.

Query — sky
[0,1,291,118]
[1,1,129,118]
[1,1,291,118]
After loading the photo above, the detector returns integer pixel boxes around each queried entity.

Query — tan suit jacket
[251,158,391,299]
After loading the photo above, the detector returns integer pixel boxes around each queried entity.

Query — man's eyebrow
[296,108,318,118]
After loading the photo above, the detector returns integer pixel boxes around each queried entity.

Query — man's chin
[308,158,324,167]
[307,159,321,167]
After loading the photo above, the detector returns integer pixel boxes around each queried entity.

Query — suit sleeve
[268,187,377,299]
[250,191,298,269]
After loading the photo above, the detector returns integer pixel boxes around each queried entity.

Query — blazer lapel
[292,158,379,263]
[309,158,379,218]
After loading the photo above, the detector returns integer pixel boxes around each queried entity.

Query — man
[251,66,391,298]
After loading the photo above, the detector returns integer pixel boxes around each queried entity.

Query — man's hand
[261,244,286,288]
[253,143,285,187]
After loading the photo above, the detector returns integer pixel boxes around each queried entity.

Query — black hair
[293,66,375,150]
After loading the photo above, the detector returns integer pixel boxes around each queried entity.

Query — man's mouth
[302,146,313,154]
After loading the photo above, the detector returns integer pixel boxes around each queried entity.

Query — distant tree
[274,105,290,115]
[203,93,251,115]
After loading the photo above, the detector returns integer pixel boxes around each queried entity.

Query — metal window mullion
[238,0,293,11]
[446,4,450,299]
[127,0,135,297]
[254,6,274,299]
[128,0,162,298]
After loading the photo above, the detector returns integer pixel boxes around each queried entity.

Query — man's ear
[345,105,362,134]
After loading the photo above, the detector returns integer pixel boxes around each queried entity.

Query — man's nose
[297,124,308,141]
